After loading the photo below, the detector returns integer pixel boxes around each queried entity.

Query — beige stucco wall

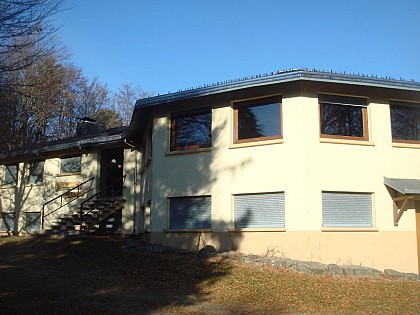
[147,95,419,273]
[1,152,99,233]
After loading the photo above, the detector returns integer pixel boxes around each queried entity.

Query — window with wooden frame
[170,109,212,151]
[26,160,44,185]
[390,101,420,143]
[233,96,282,144]
[319,94,369,140]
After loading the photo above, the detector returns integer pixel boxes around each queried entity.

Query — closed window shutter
[322,192,372,227]
[234,193,285,228]
[170,196,211,229]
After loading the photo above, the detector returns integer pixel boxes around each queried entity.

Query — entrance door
[100,148,124,193]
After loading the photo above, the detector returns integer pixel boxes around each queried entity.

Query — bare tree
[0,0,64,76]
[113,83,152,126]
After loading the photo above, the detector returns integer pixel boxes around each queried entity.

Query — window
[141,127,153,166]
[322,192,372,227]
[319,94,369,140]
[233,96,282,143]
[60,156,81,174]
[169,196,211,229]
[25,212,41,231]
[27,160,44,184]
[390,102,420,143]
[3,164,17,186]
[170,109,212,151]
[1,213,15,232]
[234,192,285,228]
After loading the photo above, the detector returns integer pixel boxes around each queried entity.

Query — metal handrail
[79,175,126,231]
[41,177,95,229]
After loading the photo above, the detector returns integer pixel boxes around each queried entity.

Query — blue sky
[54,0,420,95]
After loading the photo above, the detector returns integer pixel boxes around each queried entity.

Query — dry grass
[0,235,419,314]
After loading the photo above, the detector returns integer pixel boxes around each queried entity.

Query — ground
[0,235,419,314]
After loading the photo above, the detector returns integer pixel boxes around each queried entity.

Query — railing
[41,177,95,229]
[79,175,126,231]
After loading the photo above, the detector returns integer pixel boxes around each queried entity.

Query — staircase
[47,197,126,236]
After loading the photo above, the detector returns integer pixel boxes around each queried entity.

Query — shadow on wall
[151,109,254,252]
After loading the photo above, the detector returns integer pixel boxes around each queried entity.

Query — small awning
[384,177,420,226]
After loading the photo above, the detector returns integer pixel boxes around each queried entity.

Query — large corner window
[169,196,211,229]
[319,94,369,140]
[390,101,420,143]
[3,164,17,186]
[234,192,285,228]
[170,109,212,151]
[60,155,81,174]
[233,96,282,143]
[322,192,372,227]
[27,160,44,184]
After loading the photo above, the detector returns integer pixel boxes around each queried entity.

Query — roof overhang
[384,177,420,226]
[0,128,128,164]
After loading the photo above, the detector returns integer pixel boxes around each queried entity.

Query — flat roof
[135,69,420,108]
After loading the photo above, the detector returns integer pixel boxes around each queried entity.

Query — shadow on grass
[0,235,233,314]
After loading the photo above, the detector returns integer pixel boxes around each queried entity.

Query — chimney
[76,117,99,138]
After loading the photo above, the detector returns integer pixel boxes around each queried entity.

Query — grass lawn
[0,236,419,314]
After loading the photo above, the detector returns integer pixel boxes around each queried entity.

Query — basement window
[234,192,285,228]
[169,196,211,229]
[322,191,373,227]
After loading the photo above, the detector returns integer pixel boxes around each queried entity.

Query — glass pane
[320,103,364,137]
[238,102,281,140]
[4,165,17,186]
[391,105,420,141]
[172,111,211,150]
[28,160,44,184]
[1,213,15,232]
[60,156,81,173]
[25,212,41,231]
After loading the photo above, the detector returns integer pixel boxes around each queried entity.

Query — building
[2,69,420,273]
[0,121,137,235]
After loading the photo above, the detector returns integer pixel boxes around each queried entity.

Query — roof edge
[135,69,420,108]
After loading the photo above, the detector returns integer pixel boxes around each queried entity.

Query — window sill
[229,227,286,232]
[230,138,284,149]
[320,138,375,146]
[56,172,82,177]
[166,147,212,156]
[321,227,378,232]
[164,228,212,233]
[392,142,420,149]
[1,185,16,189]
[24,183,44,187]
